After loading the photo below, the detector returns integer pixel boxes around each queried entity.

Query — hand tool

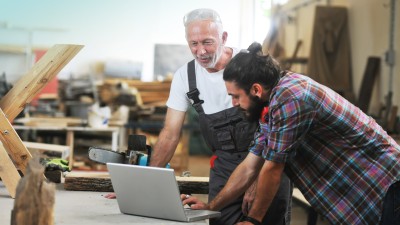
[88,134,169,167]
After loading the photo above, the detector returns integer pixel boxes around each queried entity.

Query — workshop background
[0,0,399,225]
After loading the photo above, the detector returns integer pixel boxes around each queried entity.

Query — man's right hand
[180,194,209,210]
[104,193,116,199]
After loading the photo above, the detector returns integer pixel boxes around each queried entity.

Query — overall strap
[186,60,205,113]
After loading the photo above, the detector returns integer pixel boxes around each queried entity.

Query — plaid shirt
[249,73,400,224]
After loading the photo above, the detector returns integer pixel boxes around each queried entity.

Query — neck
[206,47,232,73]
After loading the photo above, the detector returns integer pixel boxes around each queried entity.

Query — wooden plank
[14,117,85,127]
[64,172,113,192]
[0,44,84,121]
[0,144,20,198]
[23,141,70,159]
[357,57,381,113]
[387,105,398,133]
[64,171,209,194]
[103,79,171,105]
[0,108,31,174]
[104,79,171,92]
[0,44,48,54]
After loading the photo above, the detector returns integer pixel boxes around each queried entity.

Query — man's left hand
[242,179,257,215]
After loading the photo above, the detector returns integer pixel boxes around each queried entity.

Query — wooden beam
[23,141,70,159]
[0,108,31,174]
[0,44,84,121]
[0,144,20,198]
[64,172,209,194]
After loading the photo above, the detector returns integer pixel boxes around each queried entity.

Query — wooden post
[11,156,55,225]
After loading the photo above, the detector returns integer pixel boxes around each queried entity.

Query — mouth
[238,107,248,113]
[197,55,211,63]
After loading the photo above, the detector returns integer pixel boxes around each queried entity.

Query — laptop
[107,163,221,222]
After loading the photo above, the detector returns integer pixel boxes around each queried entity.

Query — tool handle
[146,145,152,166]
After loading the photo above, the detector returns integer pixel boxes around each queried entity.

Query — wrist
[206,202,213,211]
[241,215,261,225]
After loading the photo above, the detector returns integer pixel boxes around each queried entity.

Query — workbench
[0,182,208,225]
[13,125,120,168]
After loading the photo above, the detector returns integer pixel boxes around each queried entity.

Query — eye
[203,40,214,45]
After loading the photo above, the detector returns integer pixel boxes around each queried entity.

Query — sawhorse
[0,44,83,198]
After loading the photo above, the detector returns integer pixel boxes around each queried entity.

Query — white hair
[183,8,223,39]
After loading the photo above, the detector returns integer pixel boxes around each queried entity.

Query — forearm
[150,127,181,167]
[209,154,264,211]
[248,161,284,221]
[149,108,186,167]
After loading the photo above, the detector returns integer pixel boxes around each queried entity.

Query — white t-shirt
[166,48,240,114]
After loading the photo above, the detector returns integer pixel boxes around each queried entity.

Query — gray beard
[205,45,223,69]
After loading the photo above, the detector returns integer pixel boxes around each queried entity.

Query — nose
[197,44,206,55]
[232,98,239,107]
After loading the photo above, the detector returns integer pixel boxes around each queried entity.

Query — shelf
[0,44,48,54]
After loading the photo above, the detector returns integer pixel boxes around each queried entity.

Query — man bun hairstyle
[223,42,282,94]
[247,42,263,56]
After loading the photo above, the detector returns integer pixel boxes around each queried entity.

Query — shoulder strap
[186,60,204,113]
[187,59,196,91]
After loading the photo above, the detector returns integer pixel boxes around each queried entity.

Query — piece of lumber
[177,176,209,194]
[0,144,20,198]
[0,44,84,120]
[387,105,398,133]
[64,172,113,192]
[23,141,70,159]
[0,108,31,174]
[284,40,303,70]
[11,156,55,225]
[357,57,381,113]
[64,172,209,194]
[103,79,171,105]
[14,117,85,127]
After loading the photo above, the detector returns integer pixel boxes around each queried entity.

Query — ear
[250,83,263,98]
[221,32,228,45]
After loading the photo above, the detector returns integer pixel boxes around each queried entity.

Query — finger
[181,194,192,201]
[104,193,117,199]
[190,203,205,210]
[180,194,186,200]
[241,201,248,215]
[182,197,195,206]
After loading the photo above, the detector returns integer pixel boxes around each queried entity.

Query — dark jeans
[209,151,292,225]
[380,181,400,225]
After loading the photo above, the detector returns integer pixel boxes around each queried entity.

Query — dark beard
[244,95,268,122]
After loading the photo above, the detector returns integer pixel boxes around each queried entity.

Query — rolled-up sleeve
[248,123,267,157]
[264,98,315,163]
